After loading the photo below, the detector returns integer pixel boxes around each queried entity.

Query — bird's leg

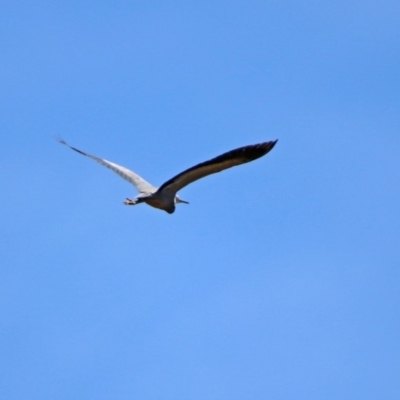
[123,198,138,205]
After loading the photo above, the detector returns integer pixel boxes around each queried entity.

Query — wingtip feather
[54,135,67,146]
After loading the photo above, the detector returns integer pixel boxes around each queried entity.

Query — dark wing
[57,138,157,194]
[158,140,278,194]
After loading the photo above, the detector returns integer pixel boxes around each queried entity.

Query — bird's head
[175,195,189,205]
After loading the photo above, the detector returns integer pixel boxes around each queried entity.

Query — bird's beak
[179,199,189,204]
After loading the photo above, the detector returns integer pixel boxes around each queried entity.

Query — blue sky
[1,1,399,399]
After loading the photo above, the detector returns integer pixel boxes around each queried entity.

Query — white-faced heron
[57,139,278,214]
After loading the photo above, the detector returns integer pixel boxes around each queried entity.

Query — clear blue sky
[1,1,399,399]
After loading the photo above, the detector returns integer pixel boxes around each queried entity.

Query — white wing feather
[57,138,156,194]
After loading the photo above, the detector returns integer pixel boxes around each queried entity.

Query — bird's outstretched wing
[158,140,278,194]
[57,138,157,194]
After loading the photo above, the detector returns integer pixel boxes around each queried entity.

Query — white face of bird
[175,195,189,204]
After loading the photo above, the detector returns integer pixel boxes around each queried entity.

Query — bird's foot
[123,198,137,205]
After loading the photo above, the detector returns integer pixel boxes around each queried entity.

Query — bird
[57,138,278,214]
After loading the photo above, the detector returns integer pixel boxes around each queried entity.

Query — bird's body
[133,191,178,214]
[57,139,277,214]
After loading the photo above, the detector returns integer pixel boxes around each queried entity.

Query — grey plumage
[57,138,277,214]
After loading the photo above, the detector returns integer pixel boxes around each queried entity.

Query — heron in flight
[57,139,277,214]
